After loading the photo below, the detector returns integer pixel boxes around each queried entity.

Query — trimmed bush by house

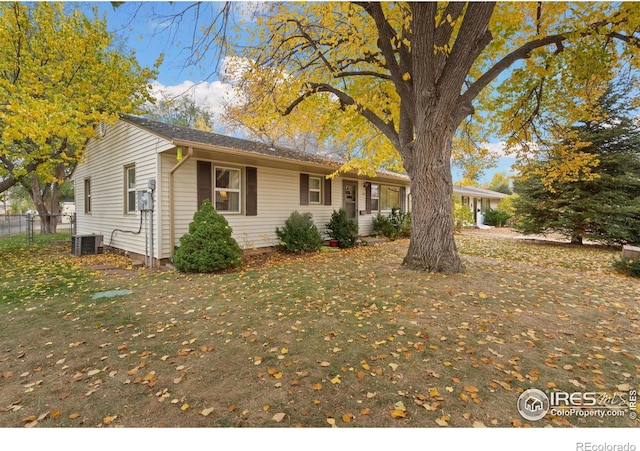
[372,208,411,241]
[326,208,359,248]
[173,200,243,273]
[276,211,323,253]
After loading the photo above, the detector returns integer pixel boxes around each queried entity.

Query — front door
[343,181,358,219]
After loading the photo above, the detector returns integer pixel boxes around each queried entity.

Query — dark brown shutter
[197,161,212,207]
[300,173,309,205]
[400,186,407,212]
[246,166,257,216]
[323,177,332,206]
[365,182,372,214]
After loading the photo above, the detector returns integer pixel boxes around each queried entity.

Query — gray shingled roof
[121,114,349,169]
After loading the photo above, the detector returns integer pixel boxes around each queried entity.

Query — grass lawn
[0,231,638,432]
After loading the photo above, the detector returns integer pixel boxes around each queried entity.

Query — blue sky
[89,2,515,185]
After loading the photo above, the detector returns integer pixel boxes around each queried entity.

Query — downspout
[169,146,193,257]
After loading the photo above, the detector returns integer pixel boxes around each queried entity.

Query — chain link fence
[1,213,76,243]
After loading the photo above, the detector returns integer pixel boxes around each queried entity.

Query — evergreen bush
[483,208,511,227]
[173,200,243,273]
[275,211,323,253]
[326,208,359,248]
[612,256,640,278]
[373,208,411,240]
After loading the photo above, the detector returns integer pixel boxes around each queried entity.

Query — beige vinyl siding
[73,121,172,258]
[164,159,399,252]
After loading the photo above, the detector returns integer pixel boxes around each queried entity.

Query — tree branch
[283,82,400,150]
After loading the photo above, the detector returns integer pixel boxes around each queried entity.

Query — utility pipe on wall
[169,146,193,257]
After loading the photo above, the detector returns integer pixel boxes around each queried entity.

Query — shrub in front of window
[276,211,323,253]
[173,200,243,273]
[326,208,359,248]
[372,208,411,241]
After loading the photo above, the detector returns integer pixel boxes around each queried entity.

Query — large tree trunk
[23,173,62,234]
[402,127,465,274]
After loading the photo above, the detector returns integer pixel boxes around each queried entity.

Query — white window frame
[380,185,401,212]
[125,165,136,214]
[309,176,322,204]
[371,183,380,212]
[214,166,242,214]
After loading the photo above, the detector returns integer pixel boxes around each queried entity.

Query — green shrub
[612,256,640,278]
[276,211,323,253]
[173,200,243,273]
[372,213,395,239]
[373,208,411,240]
[326,208,359,248]
[483,208,511,227]
[453,199,473,232]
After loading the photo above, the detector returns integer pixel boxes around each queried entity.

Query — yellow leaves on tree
[0,2,157,192]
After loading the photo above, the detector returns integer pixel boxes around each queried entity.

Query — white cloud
[150,79,236,117]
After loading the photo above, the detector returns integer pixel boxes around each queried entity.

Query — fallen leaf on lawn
[3,371,14,378]
[429,388,440,397]
[200,407,214,417]
[464,385,479,393]
[272,412,286,423]
[330,375,341,384]
[472,420,486,428]
[320,361,330,367]
[22,415,37,423]
[69,413,80,419]
[391,409,407,419]
[253,356,263,365]
[435,417,449,427]
[280,348,288,355]
[312,383,323,391]
[445,386,454,393]
[389,363,398,371]
[511,419,523,427]
[366,392,377,399]
[342,413,354,423]
[103,415,117,425]
[87,369,100,377]
[360,408,371,415]
[394,401,406,411]
[51,410,61,419]
[327,418,337,427]
[181,403,189,411]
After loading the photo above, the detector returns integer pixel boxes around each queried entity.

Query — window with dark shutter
[246,167,257,216]
[323,177,332,206]
[365,183,372,214]
[300,173,309,205]
[197,161,212,207]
